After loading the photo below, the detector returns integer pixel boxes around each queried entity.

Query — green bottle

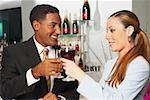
[82,0,90,20]
[63,11,70,35]
[72,14,78,34]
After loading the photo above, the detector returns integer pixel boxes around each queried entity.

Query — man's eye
[49,24,55,28]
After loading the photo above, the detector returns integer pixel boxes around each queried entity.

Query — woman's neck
[119,42,135,59]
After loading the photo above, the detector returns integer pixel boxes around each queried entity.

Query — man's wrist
[77,70,85,82]
[31,67,40,79]
[26,69,40,86]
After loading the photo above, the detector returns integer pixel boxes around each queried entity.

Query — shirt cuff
[58,95,66,100]
[26,68,40,86]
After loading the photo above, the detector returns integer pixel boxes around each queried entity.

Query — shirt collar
[33,36,49,54]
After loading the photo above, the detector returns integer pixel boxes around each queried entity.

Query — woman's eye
[110,29,115,33]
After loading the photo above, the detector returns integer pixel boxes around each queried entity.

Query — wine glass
[52,45,75,81]
[60,49,76,81]
[52,45,64,79]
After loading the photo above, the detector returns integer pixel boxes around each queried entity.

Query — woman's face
[106,17,130,53]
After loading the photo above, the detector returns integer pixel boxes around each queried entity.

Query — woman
[61,10,150,100]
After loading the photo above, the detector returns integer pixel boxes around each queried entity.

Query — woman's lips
[109,42,114,47]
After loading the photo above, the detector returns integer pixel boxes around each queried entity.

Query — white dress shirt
[26,36,56,91]
[77,56,150,100]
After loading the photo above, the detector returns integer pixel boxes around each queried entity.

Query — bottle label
[83,12,88,20]
[73,28,78,34]
[63,28,68,34]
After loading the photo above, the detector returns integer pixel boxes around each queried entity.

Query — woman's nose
[105,31,112,40]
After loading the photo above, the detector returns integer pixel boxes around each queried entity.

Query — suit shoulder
[4,42,23,52]
[3,38,32,54]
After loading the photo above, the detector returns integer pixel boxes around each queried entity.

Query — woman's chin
[111,48,117,52]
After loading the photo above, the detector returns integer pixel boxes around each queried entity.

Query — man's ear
[32,20,40,31]
[127,25,134,37]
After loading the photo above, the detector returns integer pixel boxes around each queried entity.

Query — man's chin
[50,43,58,46]
[47,41,58,46]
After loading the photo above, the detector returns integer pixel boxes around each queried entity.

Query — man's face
[34,13,61,47]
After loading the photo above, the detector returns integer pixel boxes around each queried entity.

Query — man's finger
[43,92,53,100]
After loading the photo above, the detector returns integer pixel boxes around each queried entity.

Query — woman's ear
[32,20,40,31]
[127,25,134,36]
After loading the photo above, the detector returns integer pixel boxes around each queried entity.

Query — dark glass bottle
[79,57,83,70]
[63,15,70,35]
[2,33,8,48]
[72,14,79,34]
[82,0,90,20]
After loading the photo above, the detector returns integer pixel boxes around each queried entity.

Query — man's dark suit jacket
[0,37,79,100]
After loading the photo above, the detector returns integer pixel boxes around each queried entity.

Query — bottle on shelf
[75,43,79,52]
[74,46,84,70]
[94,0,101,30]
[82,0,90,20]
[72,14,79,34]
[69,12,72,34]
[79,57,84,70]
[62,11,70,35]
[2,33,8,48]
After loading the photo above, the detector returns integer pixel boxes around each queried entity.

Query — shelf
[77,19,94,23]
[59,34,82,38]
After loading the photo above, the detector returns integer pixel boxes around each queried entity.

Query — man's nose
[55,26,61,34]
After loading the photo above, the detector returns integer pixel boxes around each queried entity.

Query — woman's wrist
[76,70,86,82]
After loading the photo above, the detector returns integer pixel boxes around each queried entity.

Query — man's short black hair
[29,4,59,25]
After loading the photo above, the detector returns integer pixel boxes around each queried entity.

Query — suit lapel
[23,37,48,97]
[23,37,41,66]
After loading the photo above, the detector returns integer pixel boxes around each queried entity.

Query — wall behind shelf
[21,0,132,67]
[1,1,149,66]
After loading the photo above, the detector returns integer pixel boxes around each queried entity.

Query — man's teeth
[51,35,57,39]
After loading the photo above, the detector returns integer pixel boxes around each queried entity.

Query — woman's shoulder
[128,56,150,72]
[130,56,149,66]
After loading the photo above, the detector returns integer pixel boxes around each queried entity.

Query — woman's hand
[61,58,85,82]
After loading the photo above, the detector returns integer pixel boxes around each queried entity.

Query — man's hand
[32,58,63,78]
[39,92,58,100]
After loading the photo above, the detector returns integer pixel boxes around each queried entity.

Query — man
[0,4,79,100]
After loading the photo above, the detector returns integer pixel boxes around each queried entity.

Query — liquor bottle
[72,14,79,34]
[75,43,79,52]
[62,11,70,35]
[94,0,101,30]
[82,0,90,20]
[2,33,7,48]
[79,57,83,70]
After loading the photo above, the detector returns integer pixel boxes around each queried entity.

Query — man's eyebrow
[49,22,57,24]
